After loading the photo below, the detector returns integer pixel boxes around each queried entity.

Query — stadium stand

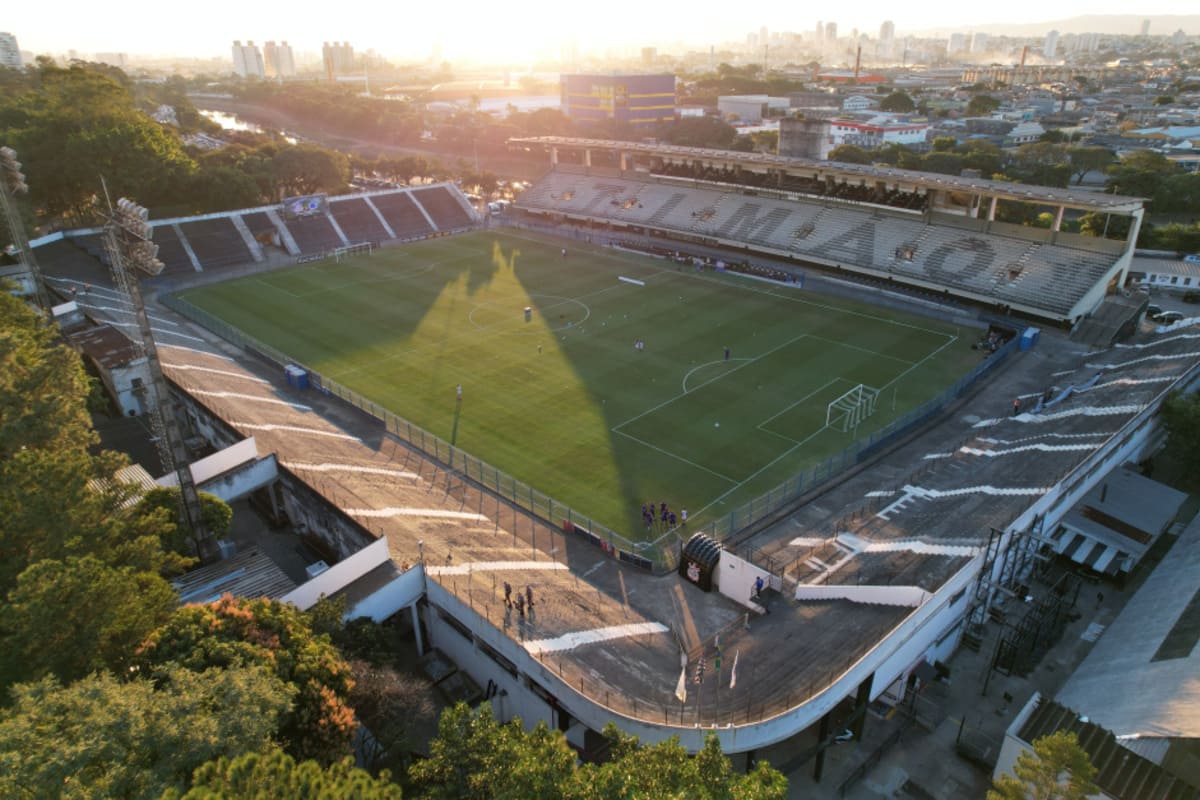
[178,217,255,270]
[239,211,280,246]
[517,171,1121,321]
[369,191,435,239]
[329,197,390,244]
[283,213,344,255]
[412,186,474,229]
[150,223,195,275]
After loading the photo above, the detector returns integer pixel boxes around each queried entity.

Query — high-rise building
[322,42,354,76]
[878,20,895,59]
[971,32,989,53]
[879,20,895,46]
[815,21,824,42]
[641,47,656,66]
[263,41,295,78]
[825,22,838,43]
[231,41,265,79]
[1140,19,1151,36]
[0,32,22,70]
[948,33,968,54]
[1043,30,1059,60]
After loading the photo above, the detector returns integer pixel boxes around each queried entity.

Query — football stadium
[31,138,1200,784]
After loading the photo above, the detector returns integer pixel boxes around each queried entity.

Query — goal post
[826,383,880,433]
[333,242,374,262]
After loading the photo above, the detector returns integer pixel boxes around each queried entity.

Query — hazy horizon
[8,3,1197,63]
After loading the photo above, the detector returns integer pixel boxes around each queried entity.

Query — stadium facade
[560,73,676,127]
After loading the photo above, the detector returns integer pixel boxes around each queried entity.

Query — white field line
[611,428,738,484]
[189,390,312,411]
[689,332,960,520]
[614,333,813,430]
[681,358,751,393]
[757,378,846,428]
[428,561,569,576]
[689,268,958,339]
[523,622,669,655]
[231,423,360,441]
[804,333,917,365]
[328,274,632,382]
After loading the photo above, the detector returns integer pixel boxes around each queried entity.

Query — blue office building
[560,74,676,127]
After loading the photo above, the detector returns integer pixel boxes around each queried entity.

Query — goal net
[826,383,880,433]
[333,242,374,262]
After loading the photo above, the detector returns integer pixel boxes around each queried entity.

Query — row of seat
[518,171,1118,318]
[61,185,475,276]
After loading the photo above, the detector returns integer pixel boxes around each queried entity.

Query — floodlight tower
[0,146,50,311]
[104,197,219,563]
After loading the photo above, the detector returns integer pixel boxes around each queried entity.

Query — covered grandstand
[509,138,1145,326]
[38,183,478,278]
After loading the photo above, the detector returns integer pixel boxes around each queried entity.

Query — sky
[5,2,1196,63]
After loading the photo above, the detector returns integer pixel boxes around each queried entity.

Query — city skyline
[7,3,1197,64]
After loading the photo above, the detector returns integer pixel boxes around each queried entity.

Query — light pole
[0,147,50,312]
[104,197,216,563]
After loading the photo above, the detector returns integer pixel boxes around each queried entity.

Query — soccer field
[178,230,981,539]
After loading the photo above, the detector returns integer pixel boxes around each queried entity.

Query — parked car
[1146,304,1164,319]
[1183,291,1200,304]
[1158,311,1185,324]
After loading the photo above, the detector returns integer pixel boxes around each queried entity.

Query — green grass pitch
[178,230,982,539]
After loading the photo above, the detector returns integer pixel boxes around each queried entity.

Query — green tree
[1066,146,1115,185]
[134,487,233,558]
[879,91,916,113]
[580,725,787,800]
[136,595,357,762]
[409,702,576,800]
[1154,94,1175,105]
[1161,391,1200,477]
[988,730,1098,800]
[827,144,873,164]
[270,143,350,197]
[0,555,177,689]
[967,94,1001,115]
[165,750,401,799]
[1012,142,1071,187]
[932,136,958,152]
[0,666,294,800]
[921,151,965,175]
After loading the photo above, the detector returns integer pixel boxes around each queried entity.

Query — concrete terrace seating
[178,217,254,269]
[412,186,473,229]
[239,211,280,248]
[329,197,389,244]
[150,224,194,275]
[283,213,344,255]
[519,170,1119,318]
[370,192,434,239]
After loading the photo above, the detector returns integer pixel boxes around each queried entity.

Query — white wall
[158,437,259,487]
[348,566,424,622]
[281,536,390,610]
[793,584,930,607]
[718,549,771,611]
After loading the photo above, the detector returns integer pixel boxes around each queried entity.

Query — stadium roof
[1056,511,1200,744]
[508,136,1146,213]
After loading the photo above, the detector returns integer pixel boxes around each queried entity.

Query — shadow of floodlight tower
[0,147,50,311]
[103,196,218,564]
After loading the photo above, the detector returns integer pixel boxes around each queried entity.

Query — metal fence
[161,289,1019,575]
